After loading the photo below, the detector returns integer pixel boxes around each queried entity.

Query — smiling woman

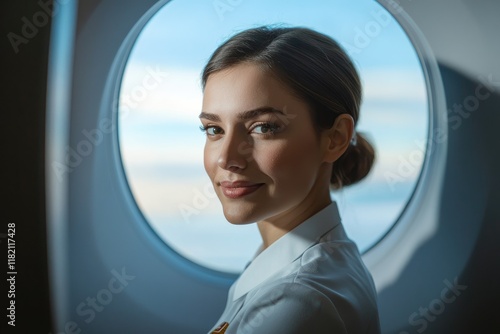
[199,25,379,334]
[200,64,337,229]
[118,0,427,274]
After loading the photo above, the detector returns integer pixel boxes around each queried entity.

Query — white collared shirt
[208,202,380,334]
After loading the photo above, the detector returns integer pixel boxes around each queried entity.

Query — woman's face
[200,62,332,225]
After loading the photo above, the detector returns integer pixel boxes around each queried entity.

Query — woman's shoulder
[236,281,348,334]
[298,237,372,283]
[231,239,380,334]
[246,233,377,307]
[293,239,380,333]
[297,230,375,282]
[238,277,380,334]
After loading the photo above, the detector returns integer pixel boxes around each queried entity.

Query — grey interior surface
[45,0,500,333]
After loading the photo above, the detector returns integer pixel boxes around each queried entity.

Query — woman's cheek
[259,138,317,182]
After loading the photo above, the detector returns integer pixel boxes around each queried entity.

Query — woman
[200,25,380,334]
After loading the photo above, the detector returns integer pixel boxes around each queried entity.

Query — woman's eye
[252,123,281,135]
[199,125,223,136]
[207,127,221,135]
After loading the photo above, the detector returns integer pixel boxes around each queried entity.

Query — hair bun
[331,132,375,189]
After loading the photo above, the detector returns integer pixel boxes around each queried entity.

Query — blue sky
[118,0,428,273]
[130,0,419,70]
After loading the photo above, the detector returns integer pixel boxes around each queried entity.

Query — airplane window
[118,0,427,273]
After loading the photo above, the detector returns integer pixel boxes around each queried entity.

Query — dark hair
[201,25,375,189]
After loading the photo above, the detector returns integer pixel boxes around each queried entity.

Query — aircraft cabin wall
[3,0,499,333]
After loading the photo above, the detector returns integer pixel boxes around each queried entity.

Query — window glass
[118,0,427,273]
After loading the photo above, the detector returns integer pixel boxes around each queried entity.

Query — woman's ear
[322,114,354,163]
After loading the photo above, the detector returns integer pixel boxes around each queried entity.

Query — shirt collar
[233,201,342,301]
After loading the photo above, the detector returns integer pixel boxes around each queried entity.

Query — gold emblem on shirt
[211,322,229,333]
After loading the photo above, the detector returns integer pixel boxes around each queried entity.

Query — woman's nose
[217,132,251,172]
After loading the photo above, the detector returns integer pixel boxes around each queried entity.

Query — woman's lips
[219,181,264,199]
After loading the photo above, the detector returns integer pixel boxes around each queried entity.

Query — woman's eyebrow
[198,111,221,122]
[199,107,285,121]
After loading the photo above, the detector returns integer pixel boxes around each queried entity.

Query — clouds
[118,64,427,212]
[120,63,204,123]
[363,68,427,102]
[115,0,429,272]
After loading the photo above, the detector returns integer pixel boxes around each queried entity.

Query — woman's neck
[256,184,332,250]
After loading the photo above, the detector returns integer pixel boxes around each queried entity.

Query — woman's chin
[223,213,255,225]
[222,205,259,225]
